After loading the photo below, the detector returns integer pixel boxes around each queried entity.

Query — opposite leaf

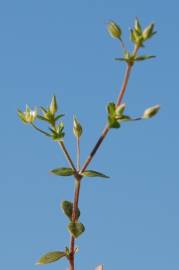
[61,200,80,221]
[68,222,85,238]
[82,170,110,179]
[134,55,156,61]
[36,251,66,265]
[50,167,75,176]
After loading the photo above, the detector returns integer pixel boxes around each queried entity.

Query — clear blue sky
[0,0,178,269]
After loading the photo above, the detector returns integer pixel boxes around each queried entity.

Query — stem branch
[68,45,139,270]
[58,141,77,173]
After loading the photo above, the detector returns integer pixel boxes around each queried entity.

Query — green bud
[143,104,160,119]
[50,96,58,115]
[18,105,37,124]
[115,103,126,116]
[107,21,122,39]
[134,18,142,34]
[130,28,143,46]
[73,116,83,138]
[142,23,154,41]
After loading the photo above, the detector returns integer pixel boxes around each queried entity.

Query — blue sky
[0,0,178,269]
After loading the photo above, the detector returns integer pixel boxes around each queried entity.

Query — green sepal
[82,170,110,179]
[68,222,85,238]
[61,200,80,221]
[36,251,66,265]
[50,167,75,176]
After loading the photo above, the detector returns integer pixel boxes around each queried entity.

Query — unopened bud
[50,95,58,115]
[142,23,154,41]
[107,21,122,39]
[73,116,83,138]
[115,103,126,115]
[143,104,160,119]
[134,18,142,34]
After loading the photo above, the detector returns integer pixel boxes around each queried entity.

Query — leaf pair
[68,222,85,239]
[50,167,109,179]
[107,102,130,128]
[115,52,155,64]
[61,200,80,221]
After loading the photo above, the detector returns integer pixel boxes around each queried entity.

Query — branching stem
[66,45,139,270]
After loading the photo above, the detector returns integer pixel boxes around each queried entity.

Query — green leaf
[115,57,127,62]
[50,167,75,176]
[17,109,27,123]
[68,222,85,238]
[108,115,120,129]
[135,55,156,61]
[61,200,80,220]
[36,251,66,265]
[107,102,116,117]
[82,170,110,179]
[37,115,49,122]
[40,106,48,114]
[55,114,65,121]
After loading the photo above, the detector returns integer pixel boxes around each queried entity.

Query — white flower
[18,105,37,124]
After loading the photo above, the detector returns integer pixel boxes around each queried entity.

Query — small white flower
[18,105,37,124]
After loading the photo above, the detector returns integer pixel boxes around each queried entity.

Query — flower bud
[142,23,154,41]
[134,18,142,34]
[73,116,83,138]
[115,103,126,116]
[107,21,122,39]
[49,95,58,115]
[143,104,160,119]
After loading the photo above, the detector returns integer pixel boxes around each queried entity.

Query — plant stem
[58,141,77,173]
[81,45,139,173]
[68,45,140,270]
[69,137,81,270]
[77,137,80,171]
[80,64,130,173]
